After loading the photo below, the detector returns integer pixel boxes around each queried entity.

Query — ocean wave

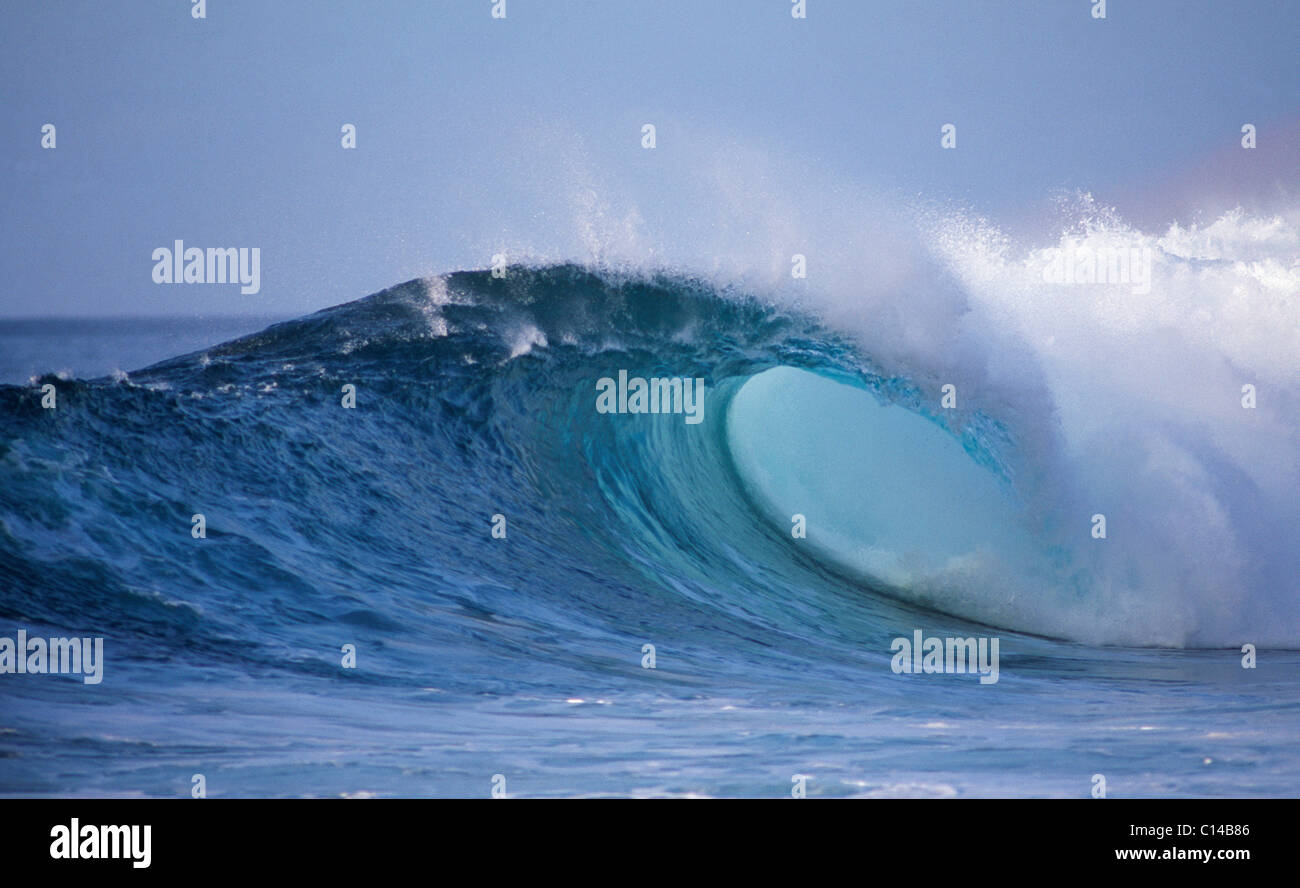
[2,229,1297,654]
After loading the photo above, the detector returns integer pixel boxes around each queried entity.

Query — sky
[0,0,1296,318]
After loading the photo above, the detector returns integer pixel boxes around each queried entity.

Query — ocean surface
[1,257,1298,798]
[0,317,291,388]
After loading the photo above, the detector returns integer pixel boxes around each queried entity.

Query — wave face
[2,256,1300,797]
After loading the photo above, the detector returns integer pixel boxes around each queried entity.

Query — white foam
[927,198,1299,646]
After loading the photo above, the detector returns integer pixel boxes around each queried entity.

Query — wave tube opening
[724,365,1091,640]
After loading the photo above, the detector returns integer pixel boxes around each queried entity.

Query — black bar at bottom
[0,798,1283,875]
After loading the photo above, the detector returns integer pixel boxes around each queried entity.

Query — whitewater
[0,197,1298,797]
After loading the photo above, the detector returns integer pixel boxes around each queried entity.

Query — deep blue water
[1,267,1297,798]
